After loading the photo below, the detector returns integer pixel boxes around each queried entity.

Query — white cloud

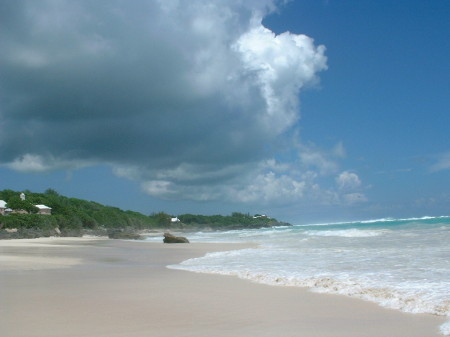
[4,154,91,173]
[230,171,307,203]
[142,180,175,198]
[233,23,327,133]
[335,171,366,204]
[6,154,51,172]
[430,152,450,172]
[336,171,362,190]
[134,151,367,207]
[335,171,368,205]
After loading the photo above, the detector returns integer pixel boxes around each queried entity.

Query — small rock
[163,232,189,243]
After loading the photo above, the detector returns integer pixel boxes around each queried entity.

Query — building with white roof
[0,200,7,215]
[0,196,52,215]
[34,204,52,215]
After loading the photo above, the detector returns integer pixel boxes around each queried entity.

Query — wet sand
[0,237,445,337]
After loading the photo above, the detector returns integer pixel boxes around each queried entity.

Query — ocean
[149,216,450,335]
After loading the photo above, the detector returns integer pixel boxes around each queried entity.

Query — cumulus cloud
[334,171,366,205]
[233,24,326,133]
[336,171,362,191]
[0,0,364,206]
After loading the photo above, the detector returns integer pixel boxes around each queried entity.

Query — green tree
[6,196,38,214]
[151,212,171,226]
[45,188,60,196]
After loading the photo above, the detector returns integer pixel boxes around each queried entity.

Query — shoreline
[0,237,446,337]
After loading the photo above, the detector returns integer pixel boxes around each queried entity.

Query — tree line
[0,189,287,234]
[0,189,158,234]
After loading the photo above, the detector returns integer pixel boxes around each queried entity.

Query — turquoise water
[160,216,450,335]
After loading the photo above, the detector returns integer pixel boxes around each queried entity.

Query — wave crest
[304,229,388,238]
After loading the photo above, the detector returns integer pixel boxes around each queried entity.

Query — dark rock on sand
[163,232,189,243]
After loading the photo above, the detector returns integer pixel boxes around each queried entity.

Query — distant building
[0,198,52,215]
[34,205,52,215]
[20,193,25,201]
[171,217,180,223]
[0,200,6,215]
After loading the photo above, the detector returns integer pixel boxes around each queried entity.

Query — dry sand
[0,237,446,337]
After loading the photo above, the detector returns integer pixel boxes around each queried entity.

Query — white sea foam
[441,321,450,336]
[304,228,388,237]
[300,215,450,227]
[170,248,450,316]
[299,217,394,227]
[170,248,450,334]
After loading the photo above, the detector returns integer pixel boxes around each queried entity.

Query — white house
[34,204,52,215]
[0,200,6,215]
[171,217,180,223]
[0,197,52,215]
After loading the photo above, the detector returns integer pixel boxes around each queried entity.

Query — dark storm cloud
[0,0,338,203]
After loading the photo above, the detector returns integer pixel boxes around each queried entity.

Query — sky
[0,0,449,224]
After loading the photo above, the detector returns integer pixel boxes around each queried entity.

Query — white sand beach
[0,237,445,337]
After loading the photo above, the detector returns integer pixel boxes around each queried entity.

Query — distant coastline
[0,189,290,240]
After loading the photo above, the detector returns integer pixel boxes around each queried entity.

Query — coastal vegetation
[0,189,289,238]
[176,212,285,230]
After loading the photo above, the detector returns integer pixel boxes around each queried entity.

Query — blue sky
[1,0,449,224]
